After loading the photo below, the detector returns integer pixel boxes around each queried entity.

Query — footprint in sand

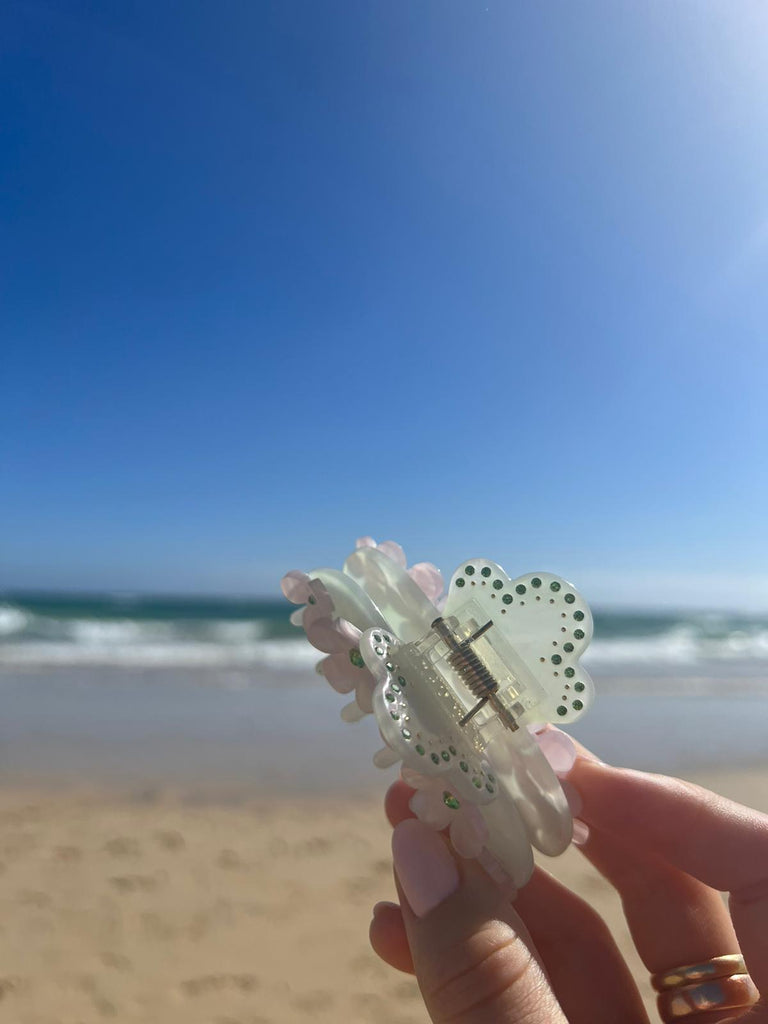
[216,848,243,869]
[104,837,141,858]
[153,829,185,851]
[180,973,260,997]
[291,990,335,1013]
[100,951,132,971]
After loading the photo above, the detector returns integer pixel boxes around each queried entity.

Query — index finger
[571,759,768,993]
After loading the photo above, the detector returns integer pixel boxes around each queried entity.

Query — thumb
[392,819,566,1024]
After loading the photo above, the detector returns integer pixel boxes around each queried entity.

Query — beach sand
[0,767,765,1024]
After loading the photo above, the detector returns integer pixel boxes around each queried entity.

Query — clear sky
[2,1,767,608]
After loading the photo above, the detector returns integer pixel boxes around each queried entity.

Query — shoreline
[0,665,767,791]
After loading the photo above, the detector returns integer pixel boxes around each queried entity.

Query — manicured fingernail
[392,819,459,918]
[536,726,577,774]
[560,778,583,817]
[372,900,398,918]
[572,818,590,846]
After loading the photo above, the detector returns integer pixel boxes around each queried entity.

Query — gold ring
[657,973,758,1021]
[652,953,747,992]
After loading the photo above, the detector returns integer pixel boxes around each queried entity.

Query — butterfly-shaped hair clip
[281,537,594,888]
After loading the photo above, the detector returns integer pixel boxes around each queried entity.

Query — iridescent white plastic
[281,542,594,889]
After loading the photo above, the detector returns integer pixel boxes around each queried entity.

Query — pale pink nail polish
[572,818,590,846]
[392,819,459,918]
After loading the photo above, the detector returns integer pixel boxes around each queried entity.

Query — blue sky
[2,1,767,608]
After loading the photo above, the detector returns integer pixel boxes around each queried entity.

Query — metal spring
[447,646,498,700]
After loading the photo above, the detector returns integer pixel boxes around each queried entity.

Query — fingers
[571,758,768,994]
[369,900,414,974]
[513,867,649,1024]
[371,864,650,1024]
[392,817,566,1024]
[575,822,738,972]
[375,780,648,1023]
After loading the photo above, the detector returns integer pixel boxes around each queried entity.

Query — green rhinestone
[456,577,465,588]
[574,629,585,640]
[391,683,400,693]
[385,661,394,671]
[443,792,460,810]
[531,577,542,588]
[441,750,450,761]
[415,744,425,756]
[401,728,411,740]
[374,646,384,656]
[563,642,574,653]
[572,699,584,711]
[550,581,561,592]
[308,595,316,605]
[473,777,482,788]
[564,667,575,678]
[390,711,399,720]
[574,610,585,621]
[551,654,562,665]
[385,692,395,702]
[487,773,496,783]
[565,593,575,604]
[486,782,494,793]
[373,633,382,643]
[398,676,407,687]
[481,566,491,577]
[516,584,526,595]
[431,753,440,764]
[383,635,391,643]
[449,745,457,755]
[465,565,475,576]
[459,761,469,772]
[493,579,503,590]
[502,593,513,605]
[556,705,568,716]
[349,649,365,668]
[574,682,585,693]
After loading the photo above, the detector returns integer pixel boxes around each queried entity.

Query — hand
[369,744,767,1023]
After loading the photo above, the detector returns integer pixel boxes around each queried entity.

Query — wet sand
[0,766,766,1024]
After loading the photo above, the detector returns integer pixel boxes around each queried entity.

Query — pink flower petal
[304,615,350,654]
[306,579,334,615]
[289,607,305,627]
[355,536,377,549]
[533,726,576,775]
[373,746,400,769]
[449,805,489,859]
[407,562,444,603]
[336,618,362,644]
[354,675,375,713]
[377,540,407,567]
[409,788,453,830]
[280,570,312,604]
[317,653,358,694]
[341,700,366,722]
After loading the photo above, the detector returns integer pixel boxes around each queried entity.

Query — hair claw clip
[281,538,594,888]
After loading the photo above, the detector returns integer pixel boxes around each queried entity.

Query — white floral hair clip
[281,537,594,888]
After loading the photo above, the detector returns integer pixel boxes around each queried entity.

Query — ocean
[3,592,768,680]
[0,593,766,789]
